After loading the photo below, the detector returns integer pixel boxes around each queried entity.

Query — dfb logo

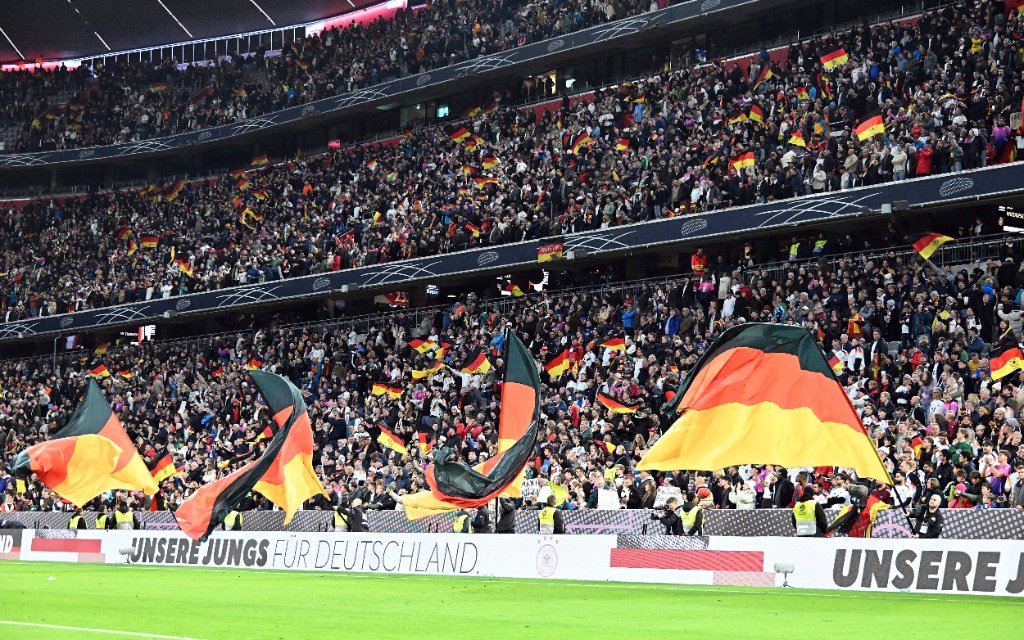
[175,299,192,312]
[312,277,331,292]
[477,251,499,267]
[60,316,74,328]
[416,74,433,87]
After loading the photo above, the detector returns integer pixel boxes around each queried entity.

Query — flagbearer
[68,508,87,530]
[224,509,243,531]
[792,489,827,537]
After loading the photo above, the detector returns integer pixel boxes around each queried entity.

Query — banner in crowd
[4,529,1024,597]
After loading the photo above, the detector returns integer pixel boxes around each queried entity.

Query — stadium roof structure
[0,0,379,64]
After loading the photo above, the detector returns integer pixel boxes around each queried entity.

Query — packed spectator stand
[0,0,654,153]
[3,228,1024,521]
[0,0,1021,323]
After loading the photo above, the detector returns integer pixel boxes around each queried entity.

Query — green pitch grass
[0,561,1017,640]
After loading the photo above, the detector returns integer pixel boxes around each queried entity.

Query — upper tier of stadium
[0,0,1019,330]
[0,0,656,154]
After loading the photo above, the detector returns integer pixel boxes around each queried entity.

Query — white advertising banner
[7,530,1024,597]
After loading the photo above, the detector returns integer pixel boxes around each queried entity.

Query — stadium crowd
[3,227,1024,520]
[1,0,1022,323]
[0,0,656,153]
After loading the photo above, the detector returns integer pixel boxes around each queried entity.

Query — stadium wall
[4,508,1023,540]
[4,528,1024,597]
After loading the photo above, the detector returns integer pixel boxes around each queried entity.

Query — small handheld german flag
[377,426,408,455]
[544,349,570,377]
[371,382,403,399]
[458,348,492,375]
[600,336,626,352]
[908,232,953,261]
[597,392,640,414]
[147,453,180,483]
[990,332,1024,381]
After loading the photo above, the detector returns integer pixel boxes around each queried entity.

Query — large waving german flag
[249,371,328,525]
[402,332,540,519]
[544,349,570,377]
[11,435,123,507]
[11,380,158,506]
[990,333,1024,380]
[638,324,892,481]
[597,392,640,414]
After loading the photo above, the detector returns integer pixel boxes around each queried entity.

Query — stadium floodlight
[774,562,795,588]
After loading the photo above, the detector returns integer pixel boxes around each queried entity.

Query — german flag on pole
[615,138,631,152]
[854,115,885,141]
[600,336,626,351]
[89,365,110,379]
[250,154,269,167]
[505,282,525,297]
[148,453,179,484]
[371,382,403,398]
[402,332,540,519]
[11,380,158,506]
[638,324,893,481]
[164,180,185,202]
[597,392,640,414]
[141,235,158,249]
[11,436,122,508]
[544,349,571,378]
[908,232,953,260]
[458,348,492,374]
[789,130,807,147]
[249,371,328,524]
[990,332,1024,380]
[377,426,408,455]
[820,48,849,70]
[246,358,262,370]
[449,127,471,142]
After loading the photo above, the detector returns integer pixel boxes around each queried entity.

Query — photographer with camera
[652,493,703,535]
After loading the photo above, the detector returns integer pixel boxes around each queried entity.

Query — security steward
[453,508,473,533]
[537,495,564,534]
[334,498,367,532]
[95,506,110,530]
[107,501,139,530]
[679,492,704,535]
[68,508,87,530]
[224,509,244,531]
[791,488,827,537]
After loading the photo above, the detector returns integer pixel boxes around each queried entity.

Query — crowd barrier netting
[3,508,1023,539]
